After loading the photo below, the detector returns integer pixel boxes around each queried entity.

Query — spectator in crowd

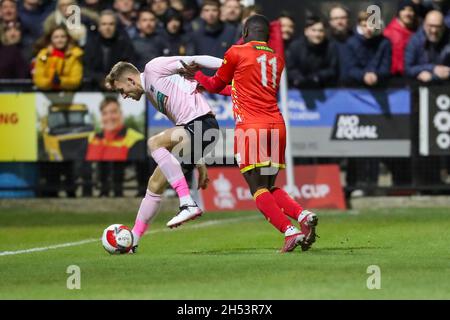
[231,4,262,42]
[0,21,33,64]
[424,0,450,27]
[242,4,262,21]
[383,1,419,188]
[381,1,420,188]
[180,0,199,33]
[191,0,236,74]
[180,0,199,32]
[1,21,20,46]
[221,0,242,26]
[1,0,35,58]
[18,0,55,43]
[161,8,194,56]
[80,0,113,13]
[0,28,28,78]
[170,0,184,12]
[328,4,353,83]
[345,11,391,194]
[86,97,145,197]
[149,0,169,26]
[0,0,18,25]
[132,8,166,70]
[232,5,283,54]
[384,0,418,76]
[278,12,295,57]
[412,0,429,20]
[83,10,135,89]
[33,25,83,90]
[345,11,392,86]
[405,10,450,83]
[287,16,338,88]
[114,0,138,39]
[407,9,448,188]
[43,0,99,47]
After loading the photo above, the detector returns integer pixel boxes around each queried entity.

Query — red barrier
[200,165,346,211]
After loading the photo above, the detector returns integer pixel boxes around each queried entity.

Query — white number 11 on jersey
[257,54,277,89]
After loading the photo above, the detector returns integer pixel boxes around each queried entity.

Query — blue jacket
[404,28,450,79]
[18,0,55,42]
[345,32,392,84]
[329,30,353,82]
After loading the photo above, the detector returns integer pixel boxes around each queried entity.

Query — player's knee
[147,136,161,153]
[252,186,267,196]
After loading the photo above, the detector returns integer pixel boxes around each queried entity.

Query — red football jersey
[216,41,285,124]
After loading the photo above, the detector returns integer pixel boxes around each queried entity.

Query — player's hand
[197,164,210,190]
[196,83,206,93]
[179,60,200,80]
[417,71,433,82]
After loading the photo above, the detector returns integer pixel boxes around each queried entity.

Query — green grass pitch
[0,206,449,299]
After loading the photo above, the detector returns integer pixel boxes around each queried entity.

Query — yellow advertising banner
[0,94,37,161]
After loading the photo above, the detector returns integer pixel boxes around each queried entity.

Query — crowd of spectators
[1,0,450,88]
[1,0,449,197]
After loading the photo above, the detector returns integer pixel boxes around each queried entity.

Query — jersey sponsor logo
[253,45,274,53]
[156,91,168,113]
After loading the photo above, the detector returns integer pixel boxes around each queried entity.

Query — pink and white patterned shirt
[140,55,222,125]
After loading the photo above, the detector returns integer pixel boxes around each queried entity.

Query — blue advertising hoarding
[148,88,411,157]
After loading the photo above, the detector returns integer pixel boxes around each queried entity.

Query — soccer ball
[102,224,134,254]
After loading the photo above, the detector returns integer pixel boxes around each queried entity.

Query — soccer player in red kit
[190,15,319,252]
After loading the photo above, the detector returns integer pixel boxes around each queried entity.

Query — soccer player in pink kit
[105,55,229,252]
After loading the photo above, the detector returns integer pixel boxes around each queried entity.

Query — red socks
[270,187,303,220]
[254,188,292,233]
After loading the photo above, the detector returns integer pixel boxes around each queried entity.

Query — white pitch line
[0,215,260,257]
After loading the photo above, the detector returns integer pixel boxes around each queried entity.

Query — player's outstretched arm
[180,55,223,70]
[194,71,228,94]
[178,56,223,80]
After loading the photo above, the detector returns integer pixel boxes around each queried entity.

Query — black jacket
[0,44,29,79]
[132,32,168,71]
[83,31,136,89]
[160,29,195,57]
[287,37,339,88]
[191,21,236,75]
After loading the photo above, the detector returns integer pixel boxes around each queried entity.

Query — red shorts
[234,122,286,173]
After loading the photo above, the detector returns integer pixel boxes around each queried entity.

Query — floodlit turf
[0,206,449,299]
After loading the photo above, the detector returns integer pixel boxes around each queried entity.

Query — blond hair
[105,61,140,90]
[358,11,370,23]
